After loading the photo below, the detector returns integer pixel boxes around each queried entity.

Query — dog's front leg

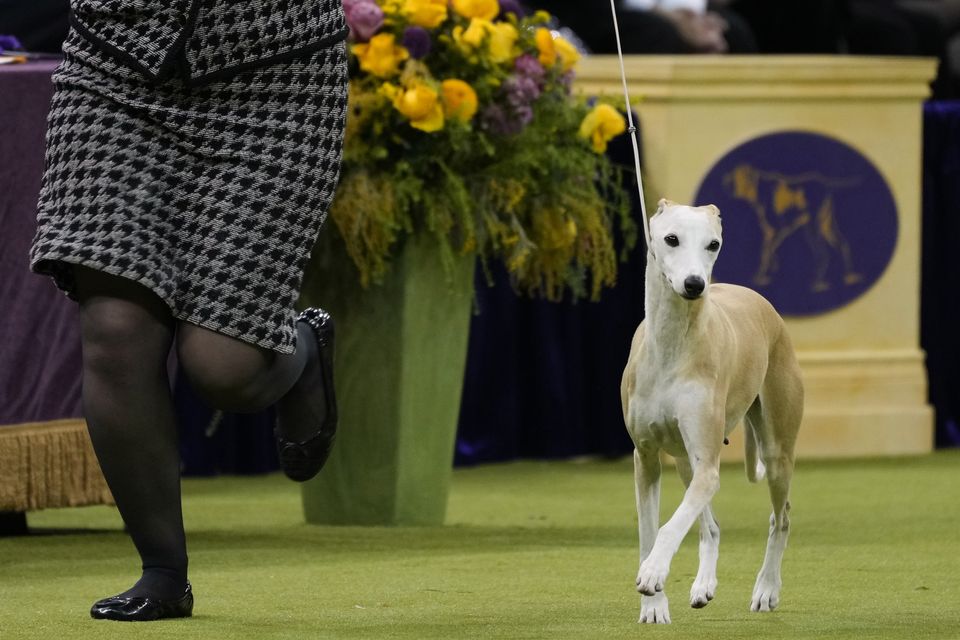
[675,456,720,608]
[634,446,670,623]
[637,414,722,599]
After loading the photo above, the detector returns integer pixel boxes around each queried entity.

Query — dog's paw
[690,577,716,609]
[639,592,671,624]
[750,577,781,612]
[636,558,670,596]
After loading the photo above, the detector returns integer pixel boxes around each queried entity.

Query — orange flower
[535,28,556,67]
[441,79,479,122]
[535,27,579,71]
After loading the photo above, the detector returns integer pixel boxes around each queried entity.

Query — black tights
[75,266,320,600]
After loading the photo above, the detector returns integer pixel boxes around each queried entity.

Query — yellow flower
[352,33,410,78]
[488,21,518,64]
[453,18,516,64]
[453,17,490,51]
[379,82,402,102]
[452,0,499,20]
[383,81,445,132]
[403,0,448,28]
[553,36,580,72]
[441,79,479,122]
[535,28,579,72]
[578,104,627,154]
[380,0,404,16]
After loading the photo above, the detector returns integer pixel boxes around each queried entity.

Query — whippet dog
[621,200,803,623]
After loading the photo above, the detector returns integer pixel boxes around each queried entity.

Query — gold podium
[577,56,938,459]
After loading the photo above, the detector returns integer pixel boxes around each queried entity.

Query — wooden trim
[576,55,938,101]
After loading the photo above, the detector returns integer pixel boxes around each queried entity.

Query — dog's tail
[744,422,766,483]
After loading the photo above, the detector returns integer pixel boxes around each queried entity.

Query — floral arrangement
[331,0,634,300]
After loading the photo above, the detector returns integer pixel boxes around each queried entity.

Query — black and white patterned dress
[30,0,349,354]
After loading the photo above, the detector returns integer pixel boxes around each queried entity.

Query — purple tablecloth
[0,60,83,426]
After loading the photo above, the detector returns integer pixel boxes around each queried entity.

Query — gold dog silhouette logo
[696,132,898,315]
[725,165,862,292]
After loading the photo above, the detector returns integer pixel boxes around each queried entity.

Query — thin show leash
[607,0,653,252]
[608,5,726,444]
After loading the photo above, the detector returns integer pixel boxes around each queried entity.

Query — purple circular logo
[694,131,898,316]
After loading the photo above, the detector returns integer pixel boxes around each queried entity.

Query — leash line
[608,0,653,251]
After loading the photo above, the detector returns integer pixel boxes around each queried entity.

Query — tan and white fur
[620,200,803,623]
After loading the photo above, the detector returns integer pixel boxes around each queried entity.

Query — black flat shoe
[275,307,338,482]
[90,583,193,622]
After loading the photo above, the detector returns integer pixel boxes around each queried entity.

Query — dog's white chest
[625,375,695,456]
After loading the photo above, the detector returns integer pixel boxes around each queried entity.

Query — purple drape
[0,60,84,426]
[921,100,960,447]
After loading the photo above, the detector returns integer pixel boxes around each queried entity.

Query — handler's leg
[176,321,326,444]
[75,266,186,601]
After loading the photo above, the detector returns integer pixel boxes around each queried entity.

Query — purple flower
[481,105,510,135]
[503,75,540,107]
[481,104,531,136]
[514,54,545,84]
[498,0,527,19]
[0,35,23,52]
[514,104,534,128]
[345,1,384,42]
[402,26,432,60]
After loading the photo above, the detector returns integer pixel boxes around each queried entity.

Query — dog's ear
[704,204,721,218]
[657,198,675,213]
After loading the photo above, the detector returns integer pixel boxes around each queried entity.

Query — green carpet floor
[2,452,959,639]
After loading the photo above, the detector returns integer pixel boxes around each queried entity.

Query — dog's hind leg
[750,447,793,612]
[634,446,671,624]
[675,457,720,609]
[749,356,801,612]
[744,399,766,483]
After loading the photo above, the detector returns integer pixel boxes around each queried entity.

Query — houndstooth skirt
[30,28,348,354]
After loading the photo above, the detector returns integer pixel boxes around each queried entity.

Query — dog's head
[649,199,723,300]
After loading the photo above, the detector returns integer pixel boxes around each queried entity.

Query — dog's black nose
[684,276,705,297]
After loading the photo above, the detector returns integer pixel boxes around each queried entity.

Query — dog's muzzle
[682,276,705,299]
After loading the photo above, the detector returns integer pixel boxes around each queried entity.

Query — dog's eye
[707,240,720,252]
[664,234,679,247]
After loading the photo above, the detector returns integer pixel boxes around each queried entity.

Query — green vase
[298,231,475,525]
